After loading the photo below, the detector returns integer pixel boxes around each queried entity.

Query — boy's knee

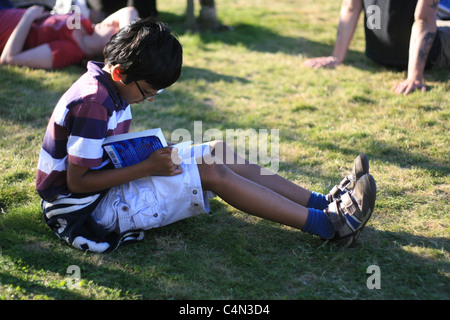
[209,140,227,156]
[198,161,229,190]
[209,140,237,164]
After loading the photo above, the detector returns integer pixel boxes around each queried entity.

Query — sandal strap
[326,175,355,202]
[324,200,345,231]
[340,192,362,217]
[326,185,341,202]
[325,192,363,232]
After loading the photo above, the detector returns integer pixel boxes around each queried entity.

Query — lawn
[0,0,448,301]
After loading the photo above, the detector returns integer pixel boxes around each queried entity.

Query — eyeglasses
[135,81,164,101]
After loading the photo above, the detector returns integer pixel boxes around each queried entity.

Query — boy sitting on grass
[36,17,377,253]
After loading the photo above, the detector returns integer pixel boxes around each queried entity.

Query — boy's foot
[326,154,370,202]
[323,173,377,247]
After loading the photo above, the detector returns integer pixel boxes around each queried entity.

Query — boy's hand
[143,147,183,176]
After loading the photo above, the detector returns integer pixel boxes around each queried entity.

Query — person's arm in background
[304,0,363,69]
[392,0,439,95]
[0,5,53,69]
[99,6,139,31]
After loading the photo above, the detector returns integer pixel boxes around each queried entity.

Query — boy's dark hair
[103,17,183,90]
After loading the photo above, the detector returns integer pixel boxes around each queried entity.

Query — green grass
[0,0,449,300]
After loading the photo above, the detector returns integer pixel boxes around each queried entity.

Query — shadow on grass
[0,271,87,299]
[159,11,376,70]
[181,65,250,84]
[161,11,450,83]
[1,208,448,299]
[0,65,85,128]
[0,13,448,299]
[307,136,449,178]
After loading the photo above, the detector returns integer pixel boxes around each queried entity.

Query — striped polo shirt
[36,61,132,202]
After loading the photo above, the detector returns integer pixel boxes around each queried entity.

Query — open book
[103,128,192,168]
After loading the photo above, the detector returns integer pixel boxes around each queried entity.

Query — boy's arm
[0,5,53,69]
[67,147,182,194]
[304,0,363,69]
[392,0,438,95]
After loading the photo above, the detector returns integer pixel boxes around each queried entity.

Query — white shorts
[92,143,215,233]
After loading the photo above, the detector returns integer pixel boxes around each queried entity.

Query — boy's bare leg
[197,160,309,229]
[208,141,312,207]
[195,141,371,243]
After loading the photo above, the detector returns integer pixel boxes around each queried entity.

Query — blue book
[103,128,194,168]
[103,128,168,168]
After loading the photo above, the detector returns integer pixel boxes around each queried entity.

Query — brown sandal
[326,154,370,202]
[323,173,377,247]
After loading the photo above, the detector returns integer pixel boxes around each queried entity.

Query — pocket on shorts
[123,178,164,230]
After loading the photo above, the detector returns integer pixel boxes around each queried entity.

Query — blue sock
[303,208,335,239]
[307,191,329,210]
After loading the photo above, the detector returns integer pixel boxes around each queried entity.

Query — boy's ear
[110,64,126,82]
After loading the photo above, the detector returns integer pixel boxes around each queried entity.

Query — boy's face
[122,80,160,104]
[134,81,165,103]
[107,64,163,104]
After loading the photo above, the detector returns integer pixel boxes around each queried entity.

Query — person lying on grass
[0,4,138,69]
[36,17,377,253]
